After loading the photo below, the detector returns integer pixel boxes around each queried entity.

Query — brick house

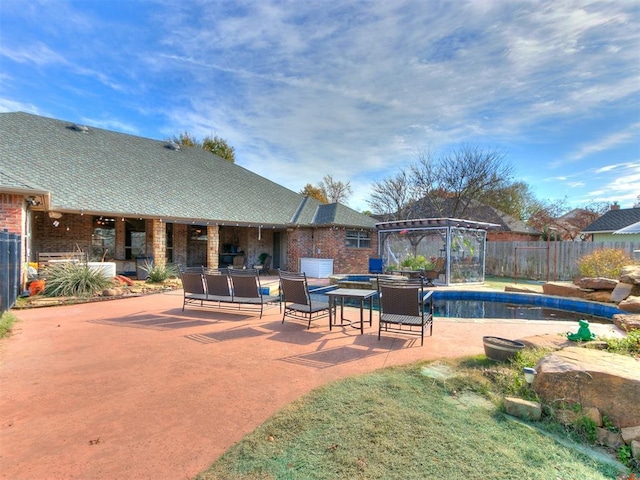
[0,112,377,285]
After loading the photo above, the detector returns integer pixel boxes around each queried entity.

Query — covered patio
[377,218,499,285]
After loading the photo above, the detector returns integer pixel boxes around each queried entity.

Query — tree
[319,175,352,204]
[367,170,413,221]
[481,181,539,221]
[368,145,514,220]
[527,199,607,240]
[172,131,235,163]
[300,184,328,203]
[202,135,235,163]
[411,145,513,218]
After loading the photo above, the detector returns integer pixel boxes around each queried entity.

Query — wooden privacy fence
[485,241,640,281]
[1,229,22,313]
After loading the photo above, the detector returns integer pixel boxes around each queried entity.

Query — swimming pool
[312,286,623,323]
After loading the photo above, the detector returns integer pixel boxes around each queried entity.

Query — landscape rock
[620,265,640,285]
[542,282,588,299]
[621,426,640,445]
[619,296,640,313]
[578,277,618,290]
[518,333,572,350]
[596,427,623,448]
[584,406,602,427]
[584,291,612,303]
[504,285,539,294]
[613,314,640,332]
[503,396,542,421]
[102,288,118,297]
[632,440,640,460]
[611,283,634,303]
[534,347,640,428]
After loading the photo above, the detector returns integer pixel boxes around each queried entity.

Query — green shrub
[577,248,634,278]
[43,262,114,297]
[604,329,640,357]
[140,261,179,283]
[400,254,434,271]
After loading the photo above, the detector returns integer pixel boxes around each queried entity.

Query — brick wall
[173,223,188,267]
[287,227,378,274]
[31,211,93,259]
[0,194,23,234]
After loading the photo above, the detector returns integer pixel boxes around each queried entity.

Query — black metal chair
[377,278,434,345]
[278,269,332,329]
[180,272,207,311]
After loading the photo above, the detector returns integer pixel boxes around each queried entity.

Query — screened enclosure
[376,218,497,285]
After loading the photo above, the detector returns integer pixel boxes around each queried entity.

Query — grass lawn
[197,359,628,480]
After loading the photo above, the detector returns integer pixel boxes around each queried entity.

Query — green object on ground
[567,319,596,342]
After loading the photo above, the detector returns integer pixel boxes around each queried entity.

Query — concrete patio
[0,281,623,479]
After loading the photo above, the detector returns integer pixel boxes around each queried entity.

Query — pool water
[433,299,610,323]
[311,287,622,323]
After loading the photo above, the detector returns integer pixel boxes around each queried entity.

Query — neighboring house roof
[404,198,540,235]
[582,207,640,233]
[0,112,376,229]
[614,221,640,234]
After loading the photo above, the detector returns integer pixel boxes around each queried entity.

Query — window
[125,219,146,259]
[346,230,371,249]
[92,216,115,259]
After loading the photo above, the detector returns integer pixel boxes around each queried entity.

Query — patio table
[326,288,377,334]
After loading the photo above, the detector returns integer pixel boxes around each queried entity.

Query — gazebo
[376,218,499,285]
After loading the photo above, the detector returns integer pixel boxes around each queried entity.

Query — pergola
[376,218,499,285]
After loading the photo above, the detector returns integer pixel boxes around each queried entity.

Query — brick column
[207,224,220,269]
[150,219,166,267]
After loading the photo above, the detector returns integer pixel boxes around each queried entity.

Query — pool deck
[0,275,625,480]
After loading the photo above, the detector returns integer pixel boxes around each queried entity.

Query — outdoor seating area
[180,268,279,318]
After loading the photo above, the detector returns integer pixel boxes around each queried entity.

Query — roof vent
[165,141,181,151]
[70,124,89,132]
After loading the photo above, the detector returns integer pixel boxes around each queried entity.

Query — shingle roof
[582,207,640,233]
[405,197,540,235]
[0,112,376,229]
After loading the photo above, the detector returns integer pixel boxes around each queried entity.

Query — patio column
[207,224,220,269]
[150,219,166,266]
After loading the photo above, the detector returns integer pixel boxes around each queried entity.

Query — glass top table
[325,288,377,335]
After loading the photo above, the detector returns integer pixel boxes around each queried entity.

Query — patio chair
[368,257,384,274]
[423,257,446,287]
[377,278,434,346]
[204,269,233,303]
[278,269,332,329]
[228,268,279,318]
[231,255,246,269]
[180,272,207,311]
[254,254,271,275]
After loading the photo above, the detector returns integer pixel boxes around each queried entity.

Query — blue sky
[1,0,638,213]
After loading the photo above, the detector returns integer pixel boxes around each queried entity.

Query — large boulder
[611,282,634,303]
[542,282,589,299]
[584,291,612,303]
[578,277,618,290]
[613,313,640,332]
[619,296,640,313]
[620,265,640,285]
[534,346,640,428]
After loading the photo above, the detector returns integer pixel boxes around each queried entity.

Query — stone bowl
[482,336,526,362]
